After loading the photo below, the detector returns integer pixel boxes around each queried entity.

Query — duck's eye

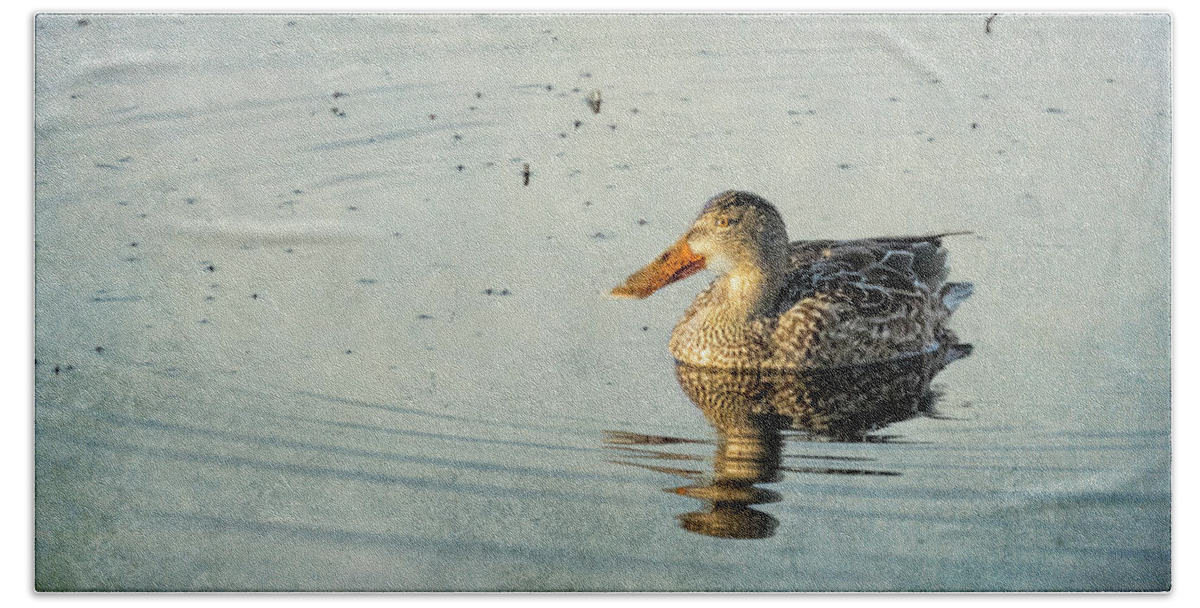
[715,216,737,228]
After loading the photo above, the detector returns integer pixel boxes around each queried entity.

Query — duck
[611,190,973,370]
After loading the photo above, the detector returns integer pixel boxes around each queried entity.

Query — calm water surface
[35,14,1169,591]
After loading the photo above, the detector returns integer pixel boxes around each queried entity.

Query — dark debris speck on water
[482,288,512,296]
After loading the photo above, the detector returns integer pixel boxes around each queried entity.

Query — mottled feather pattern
[670,234,969,370]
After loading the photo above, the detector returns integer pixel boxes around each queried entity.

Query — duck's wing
[765,233,973,368]
[777,233,972,314]
[777,235,974,326]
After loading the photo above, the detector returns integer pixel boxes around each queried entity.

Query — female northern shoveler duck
[612,190,973,370]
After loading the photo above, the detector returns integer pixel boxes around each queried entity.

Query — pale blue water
[34,13,1170,591]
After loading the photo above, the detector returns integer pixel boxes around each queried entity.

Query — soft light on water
[34,14,1169,591]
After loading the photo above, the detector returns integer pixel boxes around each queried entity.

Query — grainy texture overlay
[34,14,1169,591]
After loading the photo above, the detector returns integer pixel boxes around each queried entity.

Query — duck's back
[764,234,973,369]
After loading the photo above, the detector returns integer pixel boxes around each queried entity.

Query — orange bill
[611,236,707,299]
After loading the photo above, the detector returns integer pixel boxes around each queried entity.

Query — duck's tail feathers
[940,282,974,312]
[945,342,974,364]
[909,242,949,286]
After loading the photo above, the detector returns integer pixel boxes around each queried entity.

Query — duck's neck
[708,261,785,323]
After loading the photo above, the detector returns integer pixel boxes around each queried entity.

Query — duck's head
[612,191,789,299]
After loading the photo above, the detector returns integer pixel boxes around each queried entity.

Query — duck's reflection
[605,344,971,539]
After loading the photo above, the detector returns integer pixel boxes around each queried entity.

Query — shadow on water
[605,343,972,540]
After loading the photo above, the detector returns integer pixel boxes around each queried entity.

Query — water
[34,14,1170,591]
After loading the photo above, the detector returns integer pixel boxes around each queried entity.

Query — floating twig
[522,163,531,186]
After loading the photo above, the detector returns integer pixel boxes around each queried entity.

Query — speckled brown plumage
[620,190,974,370]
